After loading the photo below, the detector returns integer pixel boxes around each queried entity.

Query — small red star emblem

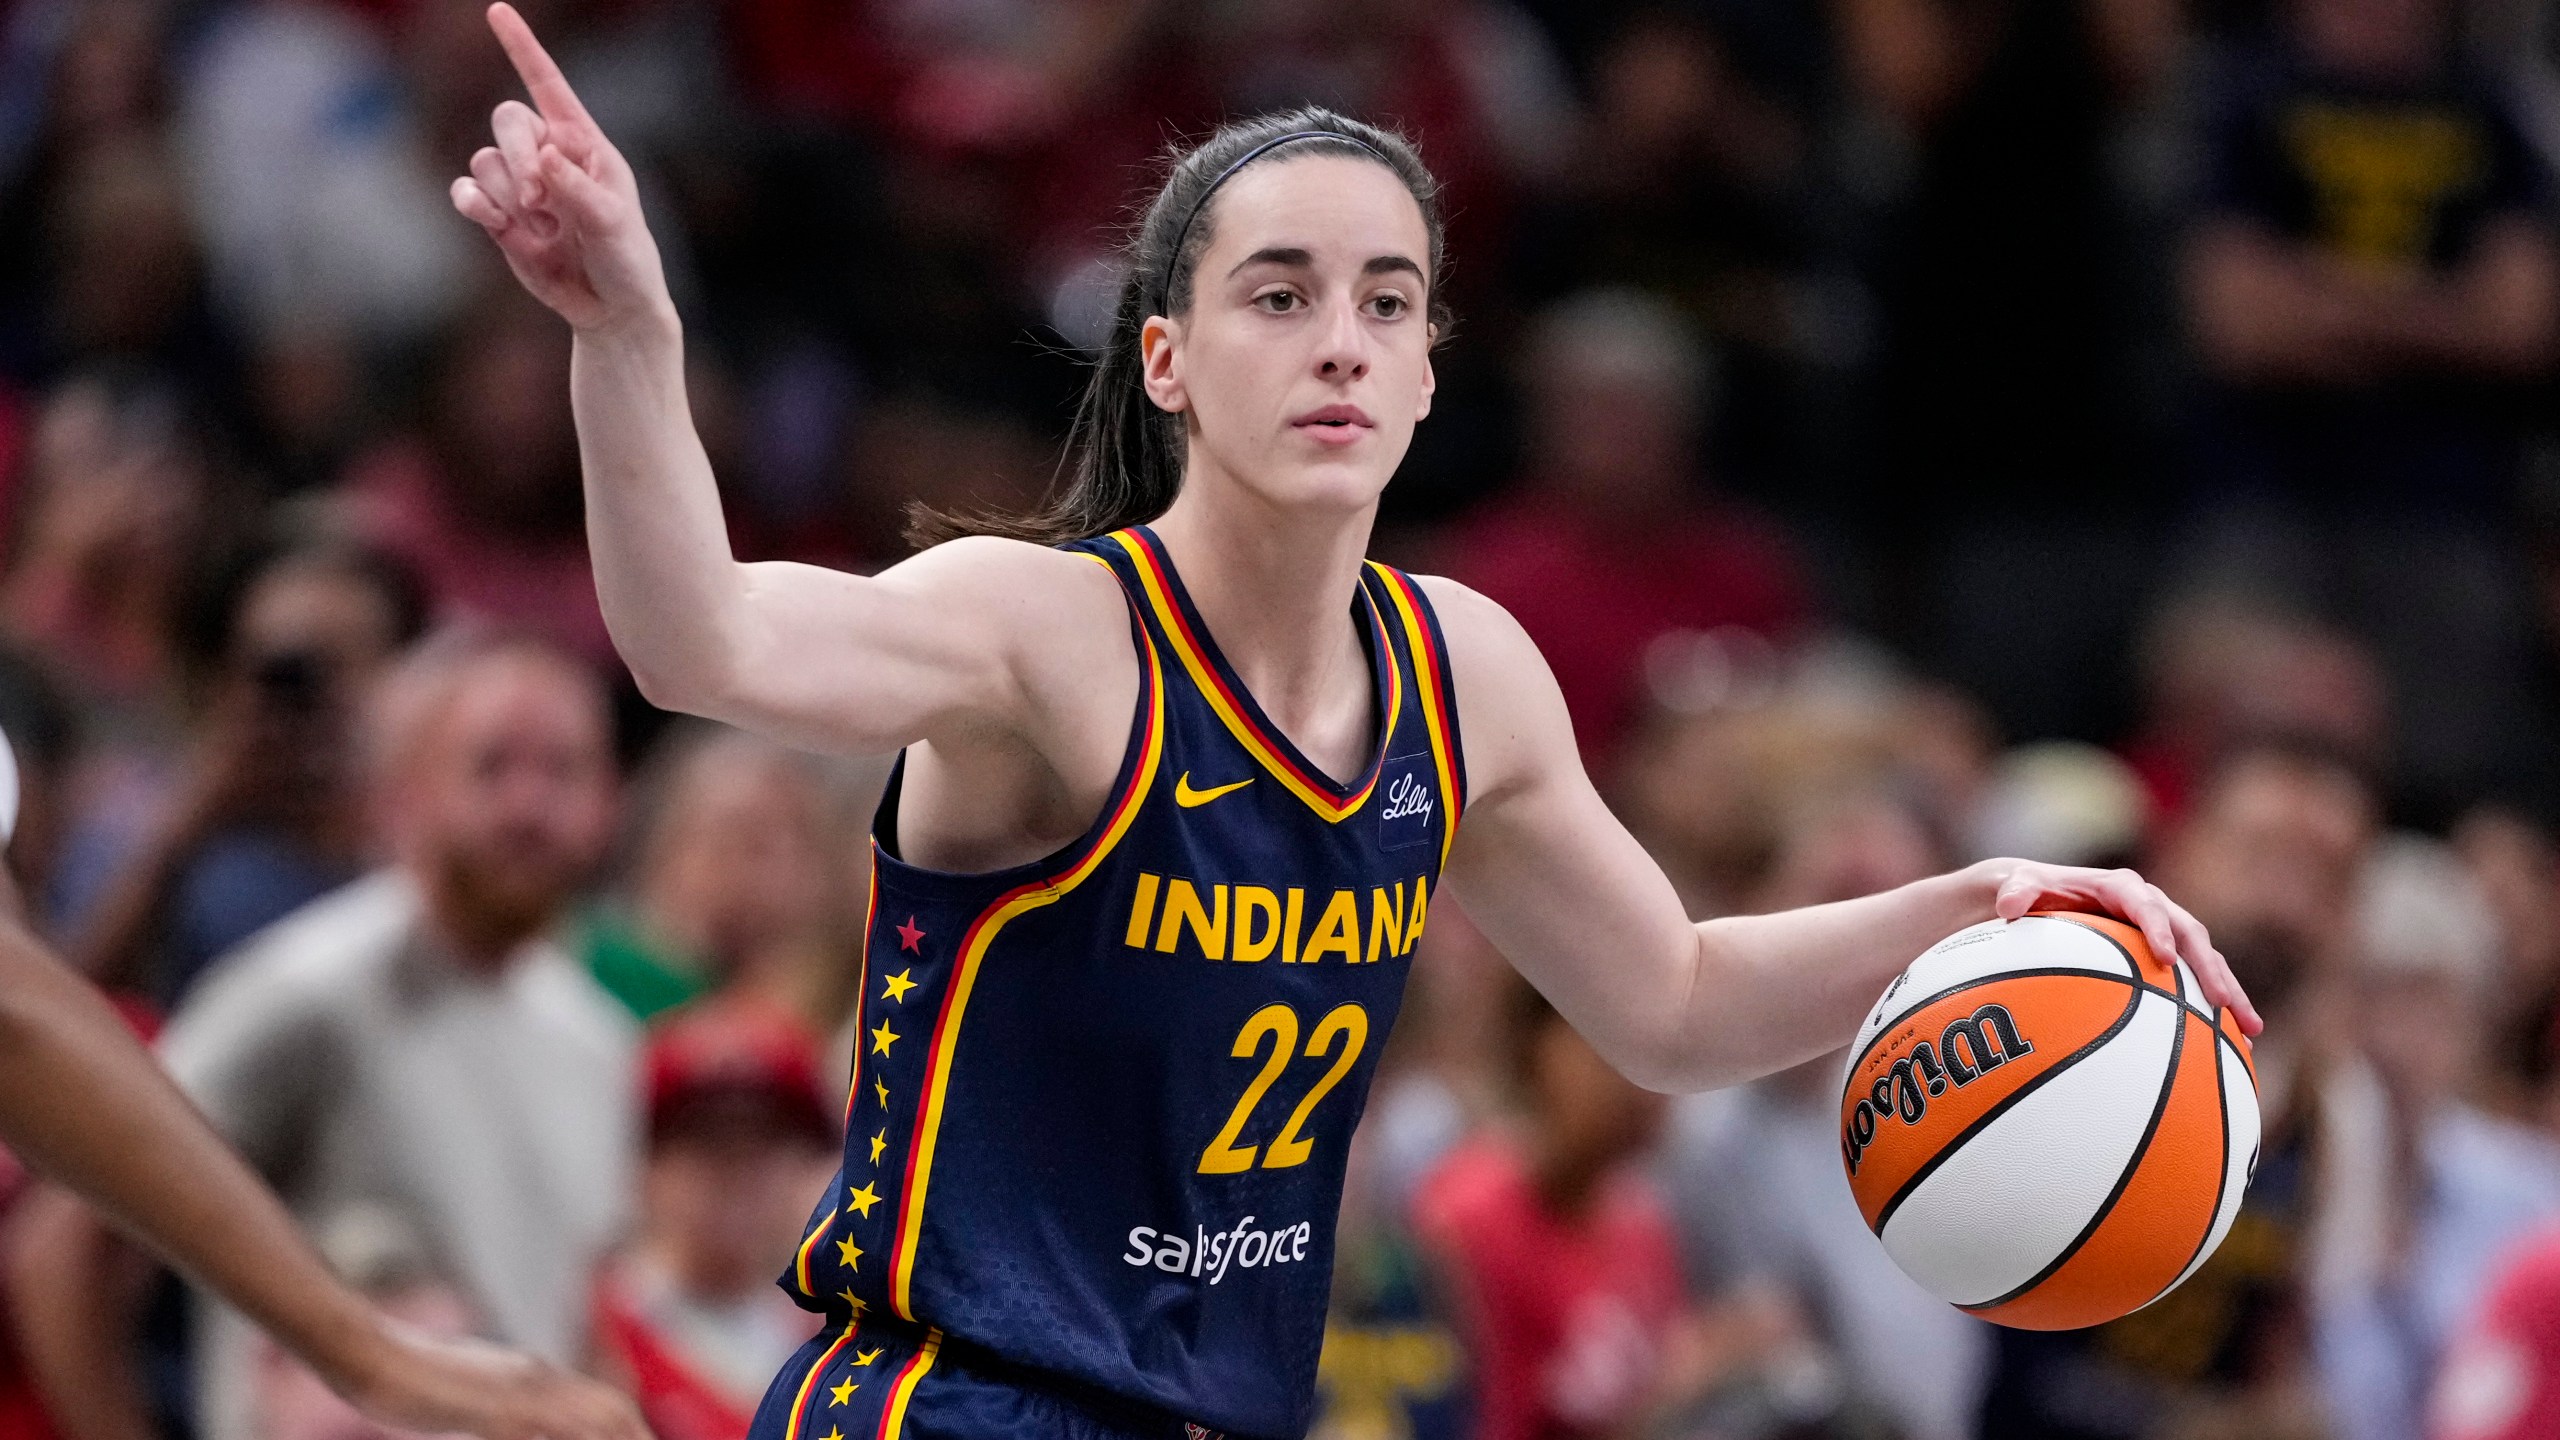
[896,916,925,953]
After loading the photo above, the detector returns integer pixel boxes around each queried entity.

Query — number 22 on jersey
[1199,1003,1370,1173]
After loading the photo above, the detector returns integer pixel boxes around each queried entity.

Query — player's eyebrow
[1225,248,1426,283]
[1229,246,1313,277]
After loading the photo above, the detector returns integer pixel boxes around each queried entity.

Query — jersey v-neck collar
[1113,526,1400,823]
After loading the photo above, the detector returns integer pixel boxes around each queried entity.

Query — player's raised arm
[1420,577,2261,1094]
[449,3,1102,758]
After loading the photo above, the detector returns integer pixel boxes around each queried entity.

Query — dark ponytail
[906,107,1448,548]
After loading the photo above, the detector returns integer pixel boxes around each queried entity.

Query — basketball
[1838,910,2260,1330]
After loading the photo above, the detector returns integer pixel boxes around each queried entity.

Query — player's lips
[1291,404,1372,445]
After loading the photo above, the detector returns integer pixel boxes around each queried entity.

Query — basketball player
[451,7,2261,1436]
[0,858,645,1440]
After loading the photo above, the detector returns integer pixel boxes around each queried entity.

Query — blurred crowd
[3,0,2560,1437]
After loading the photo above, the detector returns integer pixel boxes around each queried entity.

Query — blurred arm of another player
[0,866,647,1440]
[1420,578,2261,1097]
[448,3,1115,767]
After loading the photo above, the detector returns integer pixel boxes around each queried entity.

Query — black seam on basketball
[2051,912,2160,982]
[1962,991,2188,1313]
[1848,968,2141,1078]
[1869,979,2145,1237]
[2211,1022,2256,1088]
[1855,914,2136,1054]
[2059,909,2233,1025]
[2167,1006,2236,1293]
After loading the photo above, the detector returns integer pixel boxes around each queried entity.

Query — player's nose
[1312,296,1368,381]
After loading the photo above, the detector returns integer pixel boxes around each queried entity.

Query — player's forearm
[0,928,387,1391]
[568,307,759,713]
[1674,864,2000,1089]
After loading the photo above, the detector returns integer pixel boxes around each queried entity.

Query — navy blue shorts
[745,1318,1234,1440]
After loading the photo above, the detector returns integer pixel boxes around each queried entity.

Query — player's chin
[1266,446,1399,510]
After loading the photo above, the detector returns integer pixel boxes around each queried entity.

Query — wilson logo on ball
[1842,1003,2033,1175]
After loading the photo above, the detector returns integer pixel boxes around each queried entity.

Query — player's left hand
[333,1321,651,1440]
[1978,859,2263,1037]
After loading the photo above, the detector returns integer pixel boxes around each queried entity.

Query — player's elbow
[624,654,712,716]
[1603,1010,1739,1096]
[619,623,756,721]
[1619,1042,1747,1096]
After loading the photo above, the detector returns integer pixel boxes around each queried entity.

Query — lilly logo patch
[1378,752,1434,851]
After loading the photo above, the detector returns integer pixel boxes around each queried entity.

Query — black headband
[1159,130,1394,312]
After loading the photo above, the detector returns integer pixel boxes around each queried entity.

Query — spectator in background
[1511,6,1826,492]
[1439,289,1809,768]
[2311,836,2560,1440]
[2451,807,2560,1129]
[171,0,483,354]
[1,377,231,938]
[252,1208,479,1440]
[2180,0,2560,817]
[1415,982,1697,1440]
[2431,1221,2560,1440]
[0,0,242,424]
[11,629,635,1440]
[344,283,614,669]
[0,377,209,722]
[71,524,426,1006]
[589,1000,830,1440]
[580,723,863,1025]
[2120,595,2391,826]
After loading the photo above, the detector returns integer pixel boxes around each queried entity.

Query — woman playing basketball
[452,7,2259,1437]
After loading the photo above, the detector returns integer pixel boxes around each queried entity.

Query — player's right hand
[450,2,670,334]
[335,1323,652,1440]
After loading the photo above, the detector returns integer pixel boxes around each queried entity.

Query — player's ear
[1141,316,1187,414]
[1415,330,1436,422]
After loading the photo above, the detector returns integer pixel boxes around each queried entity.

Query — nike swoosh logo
[1174,773,1255,808]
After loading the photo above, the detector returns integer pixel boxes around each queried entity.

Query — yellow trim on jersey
[784,1321,858,1439]
[879,1328,942,1439]
[1372,563,1463,870]
[887,622,1167,1320]
[1111,530,1400,823]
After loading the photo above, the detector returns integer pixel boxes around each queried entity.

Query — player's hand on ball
[1977,859,2262,1037]
[336,1325,649,1440]
[449,3,670,333]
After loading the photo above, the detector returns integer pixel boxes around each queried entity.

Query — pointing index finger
[487,2,594,136]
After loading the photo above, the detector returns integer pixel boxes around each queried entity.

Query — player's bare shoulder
[886,535,1131,676]
[874,534,1138,754]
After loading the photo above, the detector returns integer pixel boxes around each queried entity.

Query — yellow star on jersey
[834,1236,864,1272]
[829,1378,856,1406]
[820,1428,844,1440]
[855,1347,883,1367]
[836,1289,866,1315]
[869,1129,888,1163]
[845,1181,881,1218]
[882,968,917,1003]
[875,1078,890,1108]
[869,1020,901,1057]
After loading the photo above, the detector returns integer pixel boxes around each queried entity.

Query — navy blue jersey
[773,526,1466,1440]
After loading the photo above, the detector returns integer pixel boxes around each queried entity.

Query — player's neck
[1148,486,1376,734]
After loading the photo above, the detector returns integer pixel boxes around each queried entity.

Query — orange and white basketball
[1838,910,2259,1330]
